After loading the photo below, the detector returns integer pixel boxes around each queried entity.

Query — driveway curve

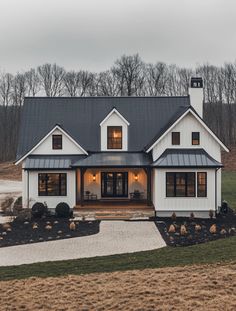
[0,221,165,266]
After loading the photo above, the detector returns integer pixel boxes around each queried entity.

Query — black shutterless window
[172,132,180,145]
[197,172,207,197]
[192,132,200,145]
[52,135,62,149]
[38,173,67,196]
[166,172,195,197]
[107,126,122,149]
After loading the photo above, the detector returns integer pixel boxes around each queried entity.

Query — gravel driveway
[0,180,22,209]
[0,221,166,266]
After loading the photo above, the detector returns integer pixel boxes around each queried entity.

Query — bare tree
[37,63,65,96]
[112,54,145,96]
[145,62,168,95]
[25,69,40,96]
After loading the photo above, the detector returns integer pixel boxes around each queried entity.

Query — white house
[15,77,229,218]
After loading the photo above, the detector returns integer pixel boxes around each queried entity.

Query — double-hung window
[107,126,122,149]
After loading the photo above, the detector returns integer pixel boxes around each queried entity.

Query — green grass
[222,171,236,211]
[0,236,235,281]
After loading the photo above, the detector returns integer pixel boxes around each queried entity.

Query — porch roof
[24,155,86,169]
[152,148,223,168]
[72,152,152,167]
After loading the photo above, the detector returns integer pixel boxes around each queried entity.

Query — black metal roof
[72,152,152,167]
[17,96,190,160]
[152,149,223,168]
[24,155,86,169]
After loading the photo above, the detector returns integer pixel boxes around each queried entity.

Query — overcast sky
[1,0,236,73]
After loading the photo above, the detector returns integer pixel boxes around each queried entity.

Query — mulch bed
[155,209,236,247]
[0,217,100,248]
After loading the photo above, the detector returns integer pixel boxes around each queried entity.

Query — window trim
[52,134,63,150]
[171,132,180,145]
[166,172,196,197]
[38,173,67,196]
[192,132,200,145]
[107,126,123,149]
[197,172,207,197]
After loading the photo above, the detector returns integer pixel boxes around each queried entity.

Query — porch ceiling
[72,152,152,167]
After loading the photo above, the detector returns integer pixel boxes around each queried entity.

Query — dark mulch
[0,217,100,248]
[155,209,236,247]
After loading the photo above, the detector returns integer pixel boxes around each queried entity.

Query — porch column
[146,168,152,206]
[80,168,86,207]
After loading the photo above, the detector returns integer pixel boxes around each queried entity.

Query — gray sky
[1,0,236,73]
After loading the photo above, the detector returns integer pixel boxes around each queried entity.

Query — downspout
[215,168,220,216]
[27,170,29,209]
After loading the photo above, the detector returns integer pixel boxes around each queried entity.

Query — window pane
[38,173,67,196]
[187,173,195,197]
[166,173,175,197]
[107,127,122,149]
[52,135,62,149]
[176,173,186,196]
[197,172,207,197]
[172,132,180,145]
[192,132,200,145]
[38,173,47,196]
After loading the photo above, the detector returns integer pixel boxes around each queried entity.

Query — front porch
[74,166,154,219]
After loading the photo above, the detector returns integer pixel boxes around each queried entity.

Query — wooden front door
[101,172,128,197]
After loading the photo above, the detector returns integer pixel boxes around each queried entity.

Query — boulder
[168,224,176,233]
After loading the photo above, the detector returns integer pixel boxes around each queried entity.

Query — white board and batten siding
[22,166,76,209]
[151,112,222,217]
[152,112,221,162]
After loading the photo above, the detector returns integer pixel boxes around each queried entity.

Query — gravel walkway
[0,221,165,266]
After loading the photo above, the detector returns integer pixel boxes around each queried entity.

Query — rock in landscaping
[32,223,38,229]
[46,221,51,225]
[54,220,59,224]
[220,228,227,235]
[38,237,44,241]
[169,236,174,242]
[2,223,11,230]
[2,232,7,236]
[6,227,12,232]
[209,224,217,234]
[48,237,52,240]
[195,224,201,232]
[24,221,29,225]
[168,224,176,233]
[45,225,52,230]
[180,225,187,236]
[66,234,71,238]
[0,236,3,240]
[69,221,76,231]
[57,230,63,234]
[229,228,236,235]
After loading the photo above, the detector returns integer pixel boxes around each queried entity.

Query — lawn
[0,236,235,281]
[222,171,236,211]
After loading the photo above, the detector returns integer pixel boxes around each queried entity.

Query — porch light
[134,174,138,181]
[93,174,96,181]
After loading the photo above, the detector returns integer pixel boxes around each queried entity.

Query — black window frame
[166,172,196,197]
[192,132,200,145]
[107,126,122,149]
[197,172,207,197]
[38,173,67,196]
[172,132,180,145]
[52,134,63,150]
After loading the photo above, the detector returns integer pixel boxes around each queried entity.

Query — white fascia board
[99,108,130,126]
[146,109,229,153]
[15,125,88,165]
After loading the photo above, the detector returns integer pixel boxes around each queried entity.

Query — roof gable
[100,108,130,126]
[15,124,88,164]
[146,108,229,153]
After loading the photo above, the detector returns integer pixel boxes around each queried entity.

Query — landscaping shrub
[13,196,23,215]
[1,196,14,214]
[32,202,47,218]
[55,202,70,218]
[171,212,177,221]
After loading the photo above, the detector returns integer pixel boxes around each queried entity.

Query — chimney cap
[190,77,203,88]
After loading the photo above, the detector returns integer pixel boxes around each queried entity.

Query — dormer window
[107,126,122,149]
[192,132,200,145]
[52,134,62,149]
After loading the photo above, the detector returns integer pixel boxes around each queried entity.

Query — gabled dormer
[100,108,130,151]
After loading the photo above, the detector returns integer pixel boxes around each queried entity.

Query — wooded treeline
[1,54,236,161]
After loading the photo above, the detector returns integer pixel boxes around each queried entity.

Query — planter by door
[101,172,128,197]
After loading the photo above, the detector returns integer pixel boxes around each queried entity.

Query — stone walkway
[0,221,166,266]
